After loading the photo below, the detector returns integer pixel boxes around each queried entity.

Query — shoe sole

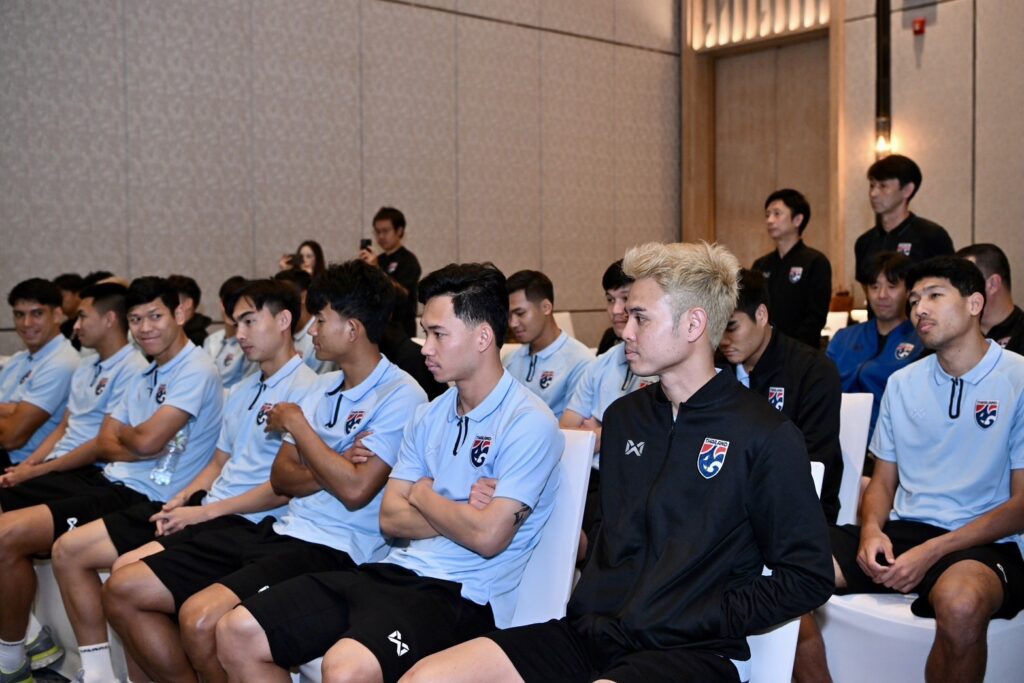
[29,643,63,670]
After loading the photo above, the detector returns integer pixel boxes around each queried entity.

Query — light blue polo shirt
[203,329,254,389]
[294,318,336,374]
[871,341,1024,555]
[384,370,563,627]
[206,355,318,523]
[503,331,593,418]
[46,343,148,462]
[0,334,80,463]
[565,343,656,422]
[104,342,223,502]
[274,356,427,563]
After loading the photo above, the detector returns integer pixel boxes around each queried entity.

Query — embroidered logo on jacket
[768,386,785,411]
[345,410,365,434]
[894,342,916,360]
[471,436,492,467]
[897,242,912,256]
[788,267,803,284]
[625,440,645,457]
[698,438,729,479]
[975,400,998,429]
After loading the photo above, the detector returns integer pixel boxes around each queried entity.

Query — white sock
[25,613,43,643]
[79,642,115,683]
[0,638,26,672]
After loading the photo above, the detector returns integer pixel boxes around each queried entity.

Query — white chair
[553,311,575,339]
[836,393,872,526]
[849,309,869,323]
[499,342,522,361]
[821,312,851,340]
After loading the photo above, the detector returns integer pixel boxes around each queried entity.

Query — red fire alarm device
[912,17,926,35]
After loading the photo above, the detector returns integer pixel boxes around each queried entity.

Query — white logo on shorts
[66,517,78,531]
[388,630,409,656]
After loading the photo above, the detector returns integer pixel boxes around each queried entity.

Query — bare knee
[932,584,993,635]
[179,593,226,644]
[101,562,149,617]
[215,607,263,667]
[321,640,382,683]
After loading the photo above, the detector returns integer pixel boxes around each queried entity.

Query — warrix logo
[388,631,409,656]
[625,440,645,457]
[66,517,79,532]
[345,410,365,434]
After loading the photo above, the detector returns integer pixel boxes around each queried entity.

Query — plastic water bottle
[150,423,191,486]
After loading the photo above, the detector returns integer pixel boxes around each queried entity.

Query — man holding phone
[358,206,421,336]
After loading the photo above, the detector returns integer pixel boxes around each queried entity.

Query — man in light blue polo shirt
[202,274,253,390]
[797,256,1024,683]
[275,268,336,374]
[217,263,562,683]
[103,261,426,683]
[0,278,80,470]
[503,270,592,418]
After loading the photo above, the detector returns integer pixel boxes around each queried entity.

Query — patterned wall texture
[0,0,680,353]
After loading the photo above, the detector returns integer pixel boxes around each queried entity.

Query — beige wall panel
[889,0,972,250]
[614,48,680,257]
[714,49,776,268]
[250,0,362,276]
[571,310,611,349]
[615,0,680,53]
[845,0,874,20]
[456,17,542,275]
[776,38,831,260]
[456,0,540,25]
[841,17,876,293]
[363,1,457,279]
[541,0,615,41]
[974,0,1024,274]
[408,0,455,9]
[541,33,615,311]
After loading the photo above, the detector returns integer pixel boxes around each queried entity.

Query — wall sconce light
[875,115,892,158]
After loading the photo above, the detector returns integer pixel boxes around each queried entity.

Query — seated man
[167,274,212,347]
[0,278,80,470]
[102,261,426,683]
[958,243,1024,355]
[0,277,222,683]
[215,263,563,682]
[53,273,86,350]
[405,242,833,683]
[796,256,1024,683]
[503,269,593,418]
[274,267,335,373]
[595,259,632,355]
[52,278,318,683]
[202,274,252,389]
[719,269,844,522]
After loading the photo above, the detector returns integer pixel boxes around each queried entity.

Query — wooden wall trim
[681,1,715,245]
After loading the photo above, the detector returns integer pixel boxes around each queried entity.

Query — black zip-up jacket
[752,240,832,349]
[568,371,833,662]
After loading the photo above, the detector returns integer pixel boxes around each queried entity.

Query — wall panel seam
[120,0,131,277]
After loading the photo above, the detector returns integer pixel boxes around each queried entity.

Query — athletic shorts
[101,490,205,555]
[242,563,495,681]
[0,465,107,512]
[487,618,740,683]
[46,479,153,541]
[831,520,1024,618]
[142,516,352,610]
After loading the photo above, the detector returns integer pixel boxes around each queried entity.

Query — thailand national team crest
[894,342,915,360]
[788,267,803,284]
[470,436,492,467]
[223,353,235,367]
[387,261,398,274]
[155,384,167,404]
[94,377,109,396]
[539,370,554,389]
[768,386,785,411]
[897,242,912,256]
[698,438,729,479]
[256,402,273,425]
[345,410,366,434]
[975,400,998,429]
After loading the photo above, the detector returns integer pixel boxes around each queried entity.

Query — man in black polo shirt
[359,206,422,336]
[719,268,844,523]
[958,243,1024,355]
[752,188,832,348]
[854,155,954,286]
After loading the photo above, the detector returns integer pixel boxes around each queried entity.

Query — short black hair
[274,268,312,293]
[858,251,912,286]
[765,188,812,234]
[956,243,1012,291]
[167,274,202,307]
[126,276,180,312]
[867,154,923,201]
[506,270,555,306]
[53,273,86,293]
[373,206,407,232]
[736,268,771,320]
[79,282,130,332]
[906,256,986,304]
[228,278,302,334]
[419,263,508,348]
[218,275,249,308]
[306,260,395,344]
[8,278,63,308]
[602,259,633,292]
[82,270,115,287]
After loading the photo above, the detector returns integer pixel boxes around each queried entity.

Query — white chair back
[553,311,575,339]
[837,393,872,526]
[821,311,850,339]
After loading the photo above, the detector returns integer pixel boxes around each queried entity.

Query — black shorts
[0,465,107,512]
[831,520,1024,618]
[487,618,740,683]
[42,478,153,541]
[142,517,352,610]
[101,489,205,555]
[242,563,495,681]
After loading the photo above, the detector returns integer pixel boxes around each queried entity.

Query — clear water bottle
[150,422,191,486]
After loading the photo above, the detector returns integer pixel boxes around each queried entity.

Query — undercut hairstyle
[956,243,1012,291]
[82,270,115,287]
[765,188,812,234]
[622,242,740,347]
[167,274,202,307]
[298,240,326,276]
[868,154,923,201]
[126,276,180,313]
[306,260,395,344]
[906,256,987,305]
[53,273,86,293]
[227,278,301,334]
[274,268,312,294]
[736,269,771,321]
[506,270,555,306]
[218,276,249,309]
[419,263,508,348]
[602,259,634,292]
[8,278,63,308]
[373,206,407,232]
[858,251,912,286]
[79,282,130,332]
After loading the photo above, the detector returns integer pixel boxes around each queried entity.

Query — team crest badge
[975,401,998,429]
[223,353,235,366]
[897,242,912,256]
[768,386,785,411]
[894,342,915,360]
[345,410,366,434]
[256,402,273,425]
[788,267,803,284]
[19,370,32,385]
[388,261,398,274]
[698,438,729,479]
[471,436,492,467]
[539,370,554,389]
[155,384,167,404]
[94,377,109,396]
